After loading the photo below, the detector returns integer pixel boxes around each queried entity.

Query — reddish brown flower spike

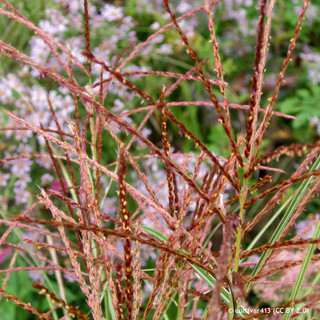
[118,144,133,319]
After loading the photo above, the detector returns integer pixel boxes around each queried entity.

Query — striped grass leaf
[246,155,320,292]
[283,212,320,320]
[141,225,249,318]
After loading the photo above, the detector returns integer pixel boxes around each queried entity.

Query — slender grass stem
[247,155,320,293]
[234,178,249,272]
[283,214,320,320]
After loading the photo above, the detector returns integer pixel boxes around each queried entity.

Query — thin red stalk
[132,242,141,320]
[0,287,53,320]
[255,280,320,290]
[204,0,232,131]
[141,253,172,319]
[247,142,320,177]
[0,4,87,75]
[244,0,268,159]
[41,126,77,223]
[98,41,136,102]
[245,253,320,282]
[0,266,74,275]
[117,0,222,70]
[244,150,318,233]
[0,126,74,137]
[84,47,239,196]
[248,175,272,194]
[0,249,17,298]
[95,69,104,204]
[74,115,101,226]
[278,179,320,242]
[293,217,320,241]
[2,241,80,281]
[208,215,237,318]
[248,0,310,170]
[117,101,297,120]
[118,144,133,319]
[93,71,223,87]
[99,117,164,213]
[188,151,238,230]
[244,169,320,209]
[22,236,122,271]
[154,261,188,318]
[11,215,219,280]
[0,219,80,250]
[3,110,181,228]
[104,153,284,174]
[160,85,176,219]
[0,223,17,246]
[164,58,209,97]
[47,94,80,203]
[66,44,82,133]
[40,189,103,319]
[240,238,320,260]
[0,40,235,194]
[193,163,216,222]
[83,0,91,75]
[163,0,243,168]
[34,283,90,320]
[125,58,209,152]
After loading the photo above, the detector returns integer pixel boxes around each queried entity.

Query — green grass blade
[141,225,249,317]
[283,218,320,320]
[245,194,293,251]
[247,155,320,292]
[0,208,60,320]
[104,288,117,320]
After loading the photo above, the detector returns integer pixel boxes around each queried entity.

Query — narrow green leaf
[141,225,249,317]
[283,216,320,320]
[247,155,320,292]
[104,288,117,320]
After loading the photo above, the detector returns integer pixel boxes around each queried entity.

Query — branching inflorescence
[0,0,319,319]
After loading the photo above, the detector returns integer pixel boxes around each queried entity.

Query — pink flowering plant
[0,0,320,319]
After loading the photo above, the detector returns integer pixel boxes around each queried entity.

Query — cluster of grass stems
[0,0,320,319]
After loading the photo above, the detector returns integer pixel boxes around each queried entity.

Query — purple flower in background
[0,79,13,104]
[17,144,32,155]
[296,214,320,239]
[6,73,23,91]
[150,21,160,30]
[41,173,54,186]
[11,158,32,175]
[49,179,68,192]
[140,245,157,266]
[0,248,11,264]
[30,36,50,64]
[36,156,53,170]
[156,44,173,55]
[300,47,320,85]
[63,271,76,283]
[101,4,123,22]
[176,1,193,13]
[28,270,45,282]
[14,173,31,188]
[26,110,51,127]
[101,197,118,216]
[0,172,10,187]
[14,187,31,204]
[14,128,32,142]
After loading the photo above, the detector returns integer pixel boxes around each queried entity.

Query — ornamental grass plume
[0,0,320,319]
